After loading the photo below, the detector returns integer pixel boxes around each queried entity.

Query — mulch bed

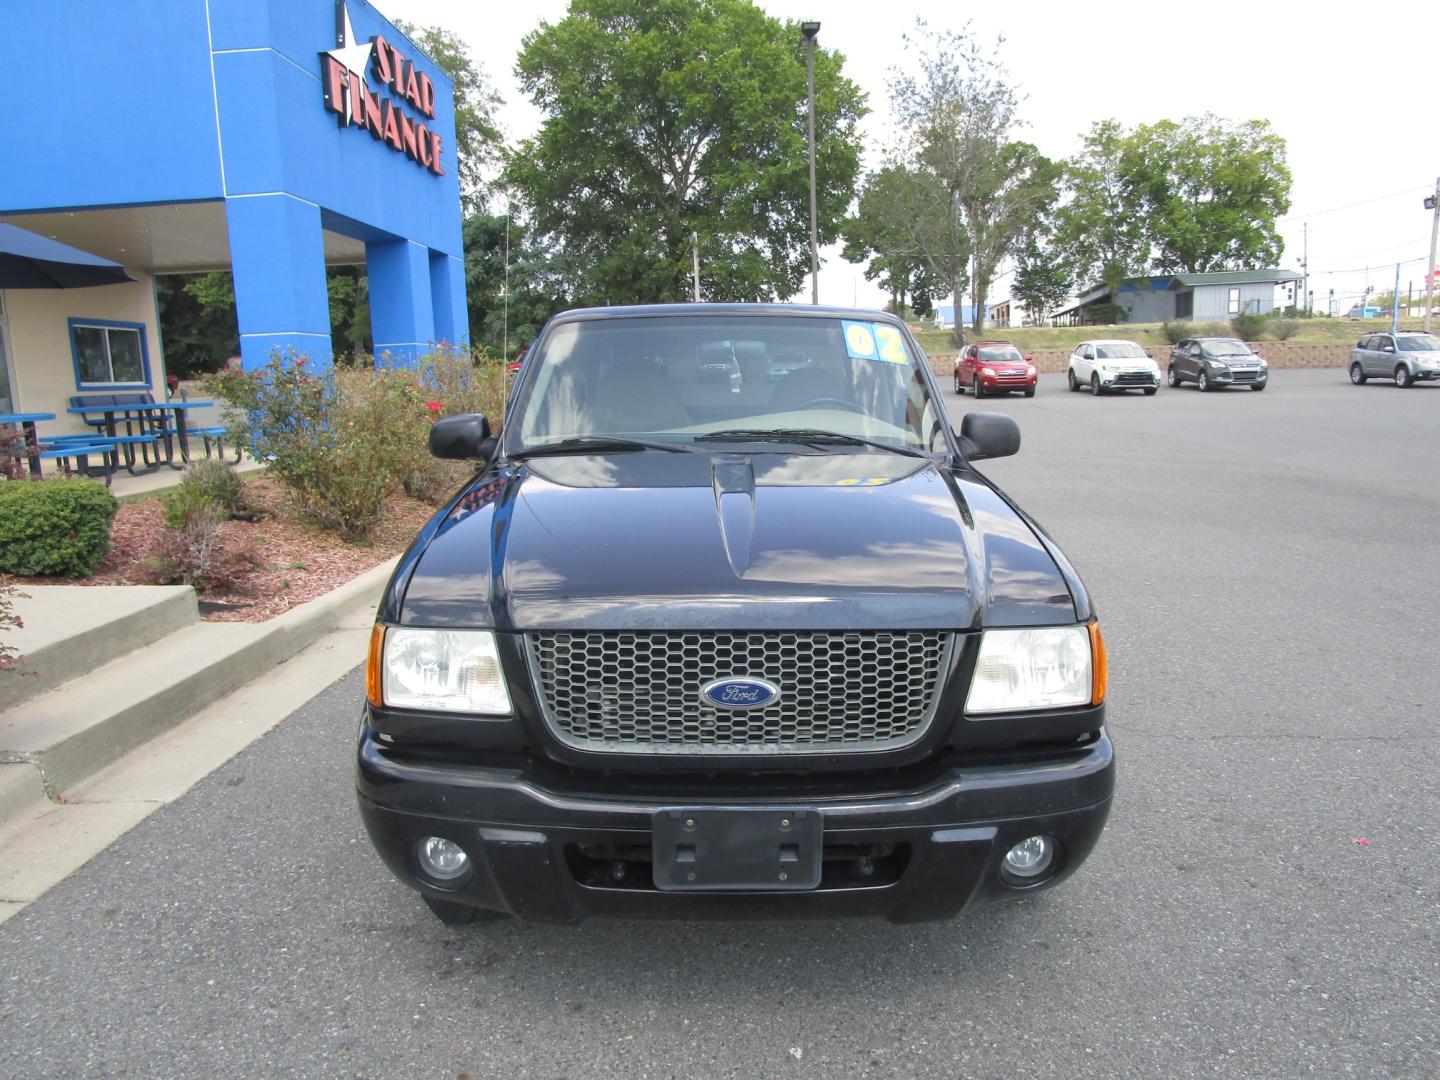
[13,475,437,623]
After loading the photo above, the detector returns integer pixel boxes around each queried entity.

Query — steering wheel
[795,397,865,414]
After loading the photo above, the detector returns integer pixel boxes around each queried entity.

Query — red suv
[954,342,1037,398]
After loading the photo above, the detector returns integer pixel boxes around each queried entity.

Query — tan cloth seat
[591,357,691,432]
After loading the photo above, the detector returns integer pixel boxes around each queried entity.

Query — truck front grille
[525,630,953,755]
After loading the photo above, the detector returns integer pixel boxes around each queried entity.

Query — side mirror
[1024,353,1034,363]
[429,413,495,460]
[957,411,1021,461]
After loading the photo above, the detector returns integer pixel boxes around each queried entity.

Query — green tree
[396,21,503,213]
[960,140,1059,335]
[155,273,239,378]
[1010,237,1071,325]
[1054,120,1150,295]
[841,166,949,316]
[1058,116,1291,288]
[462,210,568,357]
[885,22,1035,345]
[506,0,866,305]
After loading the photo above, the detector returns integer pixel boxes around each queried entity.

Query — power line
[1278,185,1432,222]
[1307,253,1432,276]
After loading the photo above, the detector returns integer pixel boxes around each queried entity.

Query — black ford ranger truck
[357,305,1114,925]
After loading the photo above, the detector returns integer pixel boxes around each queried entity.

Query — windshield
[508,315,942,451]
[1397,335,1440,352]
[1203,339,1252,356]
[979,346,1024,362]
[1095,343,1148,359]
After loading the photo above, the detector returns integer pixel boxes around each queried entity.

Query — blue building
[0,0,467,425]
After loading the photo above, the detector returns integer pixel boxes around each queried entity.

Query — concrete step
[0,558,395,813]
[0,585,199,713]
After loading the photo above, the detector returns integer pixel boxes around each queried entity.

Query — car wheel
[1024,387,1036,398]
[1090,374,1102,396]
[954,372,963,394]
[1144,387,1157,396]
[1167,366,1180,388]
[1067,369,1079,392]
[422,895,496,925]
[1394,364,1413,388]
[974,380,985,399]
[1349,363,1367,385]
[1198,370,1210,392]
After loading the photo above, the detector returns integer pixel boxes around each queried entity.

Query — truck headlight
[966,625,1102,713]
[378,627,511,714]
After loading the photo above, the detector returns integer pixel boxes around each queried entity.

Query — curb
[0,557,396,819]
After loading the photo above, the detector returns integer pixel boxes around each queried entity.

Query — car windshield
[1095,343,1147,359]
[508,314,943,452]
[979,346,1024,362]
[1397,334,1440,352]
[1203,339,1252,356]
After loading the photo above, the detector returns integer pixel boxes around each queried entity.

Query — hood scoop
[711,456,756,577]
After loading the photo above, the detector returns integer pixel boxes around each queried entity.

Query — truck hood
[397,451,1075,631]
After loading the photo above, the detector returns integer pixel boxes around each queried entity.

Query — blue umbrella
[0,221,135,288]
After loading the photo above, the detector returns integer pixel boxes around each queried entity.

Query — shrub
[0,582,26,675]
[160,459,247,529]
[1161,321,1192,345]
[1,426,25,481]
[1270,317,1301,341]
[399,347,508,505]
[0,478,118,577]
[1086,301,1128,325]
[142,507,262,592]
[206,352,417,540]
[1230,313,1268,341]
[206,348,508,537]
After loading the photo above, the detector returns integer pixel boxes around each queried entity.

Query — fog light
[417,836,470,881]
[1003,835,1054,880]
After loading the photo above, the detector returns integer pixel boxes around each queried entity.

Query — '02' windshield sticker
[841,320,908,364]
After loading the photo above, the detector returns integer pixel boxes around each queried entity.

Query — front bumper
[978,373,1037,391]
[1206,368,1267,386]
[356,727,1115,924]
[1098,371,1160,389]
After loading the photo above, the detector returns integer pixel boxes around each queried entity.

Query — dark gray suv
[1348,332,1440,388]
[1167,338,1268,392]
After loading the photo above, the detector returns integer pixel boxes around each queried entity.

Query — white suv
[1067,340,1161,396]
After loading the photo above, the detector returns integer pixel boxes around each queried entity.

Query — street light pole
[1425,178,1439,334]
[801,21,820,306]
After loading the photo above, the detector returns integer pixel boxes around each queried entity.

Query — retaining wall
[924,341,1354,377]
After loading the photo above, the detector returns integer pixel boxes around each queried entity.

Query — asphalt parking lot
[1,369,1437,1078]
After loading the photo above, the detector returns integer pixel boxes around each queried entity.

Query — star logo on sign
[324,0,373,126]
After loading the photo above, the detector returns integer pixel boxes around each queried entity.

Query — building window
[1227,288,1241,315]
[69,319,149,388]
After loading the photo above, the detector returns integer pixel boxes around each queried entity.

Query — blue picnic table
[0,411,57,477]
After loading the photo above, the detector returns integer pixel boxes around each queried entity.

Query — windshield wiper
[693,428,929,458]
[509,436,692,459]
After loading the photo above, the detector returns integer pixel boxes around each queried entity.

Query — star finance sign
[320,17,445,176]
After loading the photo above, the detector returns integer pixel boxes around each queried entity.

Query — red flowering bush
[205,347,506,538]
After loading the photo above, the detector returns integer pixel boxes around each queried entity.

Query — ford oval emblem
[700,677,780,710]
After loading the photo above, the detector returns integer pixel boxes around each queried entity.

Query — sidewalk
[0,558,395,923]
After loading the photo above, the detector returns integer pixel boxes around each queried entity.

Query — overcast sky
[395,0,1440,315]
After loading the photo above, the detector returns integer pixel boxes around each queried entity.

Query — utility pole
[801,21,821,306]
[691,231,700,303]
[1391,262,1401,334]
[1301,222,1309,314]
[1425,177,1439,333]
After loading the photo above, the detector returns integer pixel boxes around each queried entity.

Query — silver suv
[1348,331,1440,388]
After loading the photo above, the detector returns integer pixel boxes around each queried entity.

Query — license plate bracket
[652,808,822,891]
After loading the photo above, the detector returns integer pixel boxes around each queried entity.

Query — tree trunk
[950,273,966,348]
